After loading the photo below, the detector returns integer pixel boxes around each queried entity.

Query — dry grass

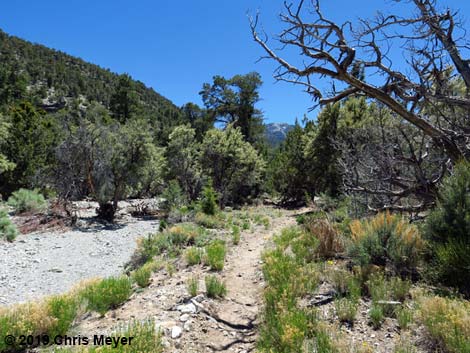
[303,217,344,258]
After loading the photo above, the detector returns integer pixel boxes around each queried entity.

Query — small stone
[183,320,192,331]
[180,314,190,322]
[171,326,182,339]
[177,303,197,314]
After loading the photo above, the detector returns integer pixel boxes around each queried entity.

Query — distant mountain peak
[265,122,295,147]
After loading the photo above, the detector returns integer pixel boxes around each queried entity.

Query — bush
[425,161,470,295]
[200,181,218,215]
[77,320,163,353]
[81,276,132,315]
[303,216,343,259]
[7,188,47,214]
[419,296,470,353]
[349,212,424,276]
[194,212,224,229]
[396,306,413,331]
[132,262,153,288]
[0,208,18,241]
[46,294,78,337]
[232,225,240,245]
[205,240,226,271]
[185,246,203,266]
[187,276,199,297]
[369,304,384,329]
[334,298,358,324]
[161,180,187,213]
[205,275,227,298]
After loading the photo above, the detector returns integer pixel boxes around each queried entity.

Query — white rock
[176,303,197,314]
[184,320,192,331]
[171,326,183,339]
[180,314,190,322]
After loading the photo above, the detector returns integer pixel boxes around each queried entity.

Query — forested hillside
[0,29,182,128]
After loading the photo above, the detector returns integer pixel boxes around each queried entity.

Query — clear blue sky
[0,0,468,124]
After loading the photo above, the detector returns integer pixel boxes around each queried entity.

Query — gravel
[0,216,159,306]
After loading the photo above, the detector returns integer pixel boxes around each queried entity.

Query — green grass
[395,306,413,330]
[46,294,79,337]
[80,276,133,316]
[205,240,226,271]
[334,298,358,324]
[184,246,203,266]
[205,275,227,298]
[131,262,153,288]
[232,225,241,245]
[369,304,384,329]
[187,276,199,297]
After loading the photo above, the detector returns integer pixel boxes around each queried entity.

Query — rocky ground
[66,208,298,353]
[0,209,159,306]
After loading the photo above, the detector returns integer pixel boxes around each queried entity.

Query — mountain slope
[265,122,295,147]
[0,29,182,130]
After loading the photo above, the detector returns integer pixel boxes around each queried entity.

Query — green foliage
[349,212,424,276]
[187,276,199,297]
[7,188,47,214]
[166,124,202,200]
[425,161,470,295]
[74,320,163,353]
[258,228,321,352]
[200,72,265,145]
[194,212,224,229]
[0,208,18,241]
[46,294,78,337]
[132,262,153,288]
[369,304,384,329]
[109,74,141,123]
[0,115,15,174]
[80,276,132,316]
[184,246,204,266]
[200,125,265,206]
[56,115,166,221]
[303,103,342,197]
[232,225,241,245]
[268,123,314,203]
[395,306,413,331]
[205,275,227,298]
[419,296,470,353]
[334,298,358,324]
[0,102,60,194]
[205,240,226,271]
[200,181,218,215]
[161,180,187,213]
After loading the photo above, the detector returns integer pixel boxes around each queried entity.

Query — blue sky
[1,0,468,124]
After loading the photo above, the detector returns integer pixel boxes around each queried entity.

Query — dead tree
[250,0,470,209]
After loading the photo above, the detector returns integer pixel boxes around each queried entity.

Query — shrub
[418,296,470,353]
[205,275,227,298]
[194,212,224,229]
[132,262,153,288]
[77,320,163,353]
[389,277,411,302]
[7,188,47,214]
[0,208,18,241]
[232,225,241,245]
[200,182,218,215]
[81,276,132,315]
[161,180,186,213]
[46,294,78,337]
[425,161,470,295]
[303,216,343,258]
[394,336,417,353]
[187,276,199,297]
[185,246,203,266]
[205,240,226,271]
[334,298,358,324]
[349,212,424,276]
[395,306,413,331]
[329,269,360,298]
[369,304,384,329]
[0,302,55,352]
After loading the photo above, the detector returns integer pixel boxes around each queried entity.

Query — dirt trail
[71,208,299,353]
